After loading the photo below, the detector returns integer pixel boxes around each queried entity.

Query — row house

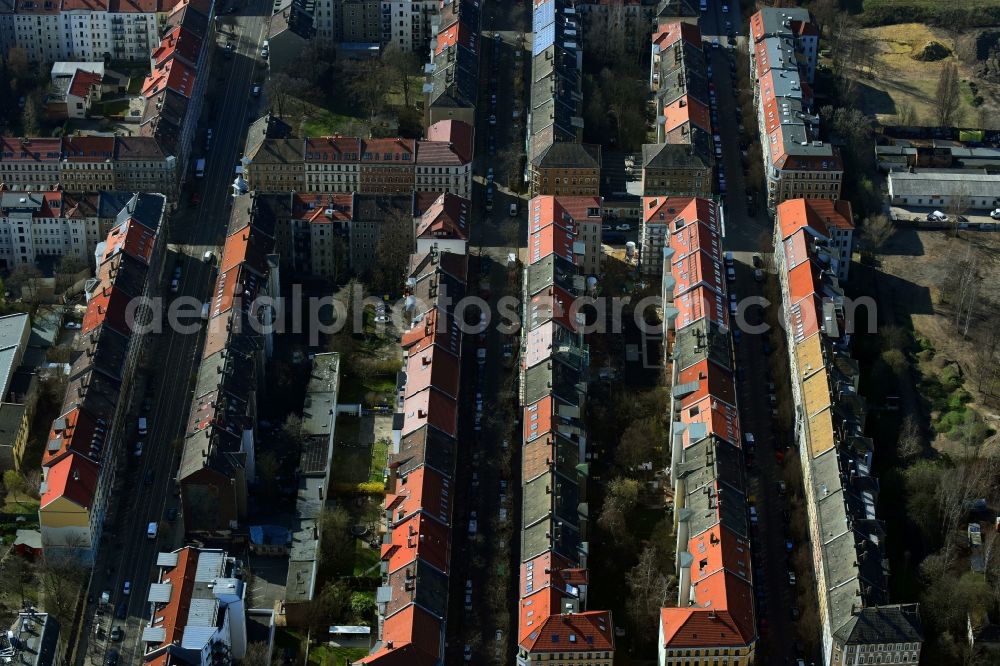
[644,22,713,197]
[356,248,468,665]
[141,547,251,663]
[773,199,923,666]
[0,136,178,197]
[639,196,718,281]
[178,193,277,539]
[516,195,616,665]
[423,0,481,127]
[414,191,469,255]
[247,119,473,198]
[528,0,603,197]
[139,0,215,185]
[748,8,841,212]
[2,0,167,63]
[37,193,167,563]
[658,197,757,666]
[530,195,602,276]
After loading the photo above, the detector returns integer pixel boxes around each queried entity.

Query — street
[78,2,271,664]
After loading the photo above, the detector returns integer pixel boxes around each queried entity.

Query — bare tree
[382,43,420,109]
[371,205,414,297]
[241,642,273,666]
[20,95,39,137]
[597,477,640,540]
[934,62,962,128]
[896,102,917,127]
[7,264,42,302]
[861,213,895,253]
[349,59,391,125]
[625,544,674,646]
[897,415,924,463]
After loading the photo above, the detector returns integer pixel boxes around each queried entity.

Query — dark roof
[532,142,600,170]
[833,604,923,645]
[642,142,710,169]
[115,192,166,231]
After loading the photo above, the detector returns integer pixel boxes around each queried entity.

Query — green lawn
[96,98,130,116]
[310,645,369,665]
[299,102,369,138]
[352,542,380,576]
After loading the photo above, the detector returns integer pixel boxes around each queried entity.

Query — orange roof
[425,120,474,163]
[673,284,728,330]
[688,524,751,588]
[40,453,99,510]
[679,393,740,447]
[663,96,711,135]
[652,21,701,50]
[356,605,441,665]
[401,388,457,438]
[43,407,99,467]
[776,198,854,241]
[414,193,470,240]
[526,285,578,332]
[0,138,61,162]
[61,135,114,162]
[82,285,131,336]
[400,309,462,357]
[142,58,196,98]
[671,247,723,297]
[528,212,578,265]
[519,611,615,653]
[361,138,416,163]
[102,217,156,264]
[380,512,450,574]
[788,293,822,343]
[518,587,561,642]
[221,227,252,273]
[151,26,201,67]
[303,136,362,162]
[146,548,197,656]
[404,346,460,399]
[523,395,556,443]
[787,260,818,305]
[386,466,451,527]
[677,359,736,410]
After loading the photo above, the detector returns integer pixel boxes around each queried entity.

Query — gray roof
[523,356,583,406]
[833,604,923,645]
[532,142,600,170]
[672,318,731,372]
[525,254,583,298]
[391,425,457,477]
[887,169,1000,200]
[302,353,339,440]
[642,142,711,170]
[1,613,60,666]
[756,6,813,38]
[676,437,747,539]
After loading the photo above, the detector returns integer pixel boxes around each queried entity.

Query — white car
[64,322,82,330]
[927,210,948,222]
[724,251,734,267]
[464,645,472,662]
[729,293,738,314]
[991,208,1000,220]
[509,203,518,217]
[489,114,497,125]
[749,506,758,524]
[722,3,728,11]
[726,266,736,282]
[123,581,131,596]
[134,441,143,457]
[468,511,478,534]
[614,223,631,231]
[788,570,797,586]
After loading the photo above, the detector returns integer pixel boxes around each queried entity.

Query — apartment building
[640,196,719,281]
[774,198,853,281]
[414,191,469,255]
[652,0,697,28]
[774,198,923,666]
[423,0,481,126]
[659,195,756,666]
[141,547,251,662]
[0,138,62,191]
[529,195,603,276]
[249,121,473,197]
[577,0,655,56]
[380,0,437,52]
[38,193,166,563]
[139,0,215,184]
[356,249,467,665]
[58,135,116,192]
[0,192,97,268]
[528,0,602,197]
[647,21,714,193]
[517,197,615,665]
[341,0,380,43]
[179,193,276,538]
[4,0,165,63]
[749,8,841,212]
[267,0,315,71]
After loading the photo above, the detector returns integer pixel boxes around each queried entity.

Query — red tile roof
[776,198,854,241]
[652,21,701,50]
[0,138,62,163]
[43,407,99,467]
[102,217,157,264]
[361,138,416,163]
[401,388,457,438]
[151,26,202,67]
[523,395,556,443]
[82,284,132,337]
[400,308,462,357]
[519,611,615,653]
[380,512,450,574]
[679,393,741,447]
[357,605,441,665]
[142,58,197,98]
[146,547,197,655]
[677,359,737,410]
[61,135,114,162]
[386,466,451,527]
[40,453,99,510]
[671,246,723,297]
[404,346,460,400]
[291,193,353,223]
[62,0,109,9]
[787,260,818,305]
[526,285,578,332]
[673,284,728,330]
[303,136,362,162]
[68,70,103,99]
[414,193,470,240]
[424,120,474,164]
[663,95,711,135]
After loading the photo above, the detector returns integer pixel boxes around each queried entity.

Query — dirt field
[847,23,1000,126]
[878,227,1000,451]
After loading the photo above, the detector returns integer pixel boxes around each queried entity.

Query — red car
[190,191,201,205]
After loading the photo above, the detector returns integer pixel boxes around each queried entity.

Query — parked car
[134,441,143,457]
[123,581,131,596]
[110,626,124,642]
[614,223,631,231]
[105,649,119,666]
[251,84,261,96]
[787,570,797,586]
[468,511,478,534]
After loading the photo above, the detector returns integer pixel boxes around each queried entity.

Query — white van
[203,250,215,263]
[195,158,206,178]
[201,303,210,320]
[138,417,148,436]
[147,522,158,539]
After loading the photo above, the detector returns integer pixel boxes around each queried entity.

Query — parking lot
[889,205,1000,230]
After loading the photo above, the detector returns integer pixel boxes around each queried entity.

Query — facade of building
[140,547,250,663]
[748,8,841,212]
[527,0,600,197]
[577,0,656,56]
[380,0,437,52]
[0,138,63,191]
[414,191,469,255]
[640,196,719,280]
[659,194,756,665]
[357,249,467,665]
[38,193,167,563]
[774,198,923,665]
[641,143,712,198]
[775,198,854,282]
[516,197,615,665]
[179,193,276,538]
[530,195,603,276]
[4,0,164,63]
[422,0,481,126]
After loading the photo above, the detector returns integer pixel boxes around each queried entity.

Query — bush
[946,388,972,411]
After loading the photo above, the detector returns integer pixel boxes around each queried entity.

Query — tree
[896,102,917,127]
[934,62,962,128]
[37,558,86,625]
[597,477,640,540]
[861,214,895,253]
[616,417,662,471]
[282,413,304,445]
[256,452,279,495]
[371,204,414,297]
[383,43,420,109]
[0,554,34,608]
[897,414,924,462]
[21,95,39,137]
[625,544,674,647]
[305,581,351,635]
[241,642,273,666]
[350,591,376,623]
[319,506,354,577]
[7,264,42,302]
[349,59,390,124]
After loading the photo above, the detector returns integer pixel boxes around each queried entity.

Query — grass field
[850,24,985,125]
[860,0,1000,27]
